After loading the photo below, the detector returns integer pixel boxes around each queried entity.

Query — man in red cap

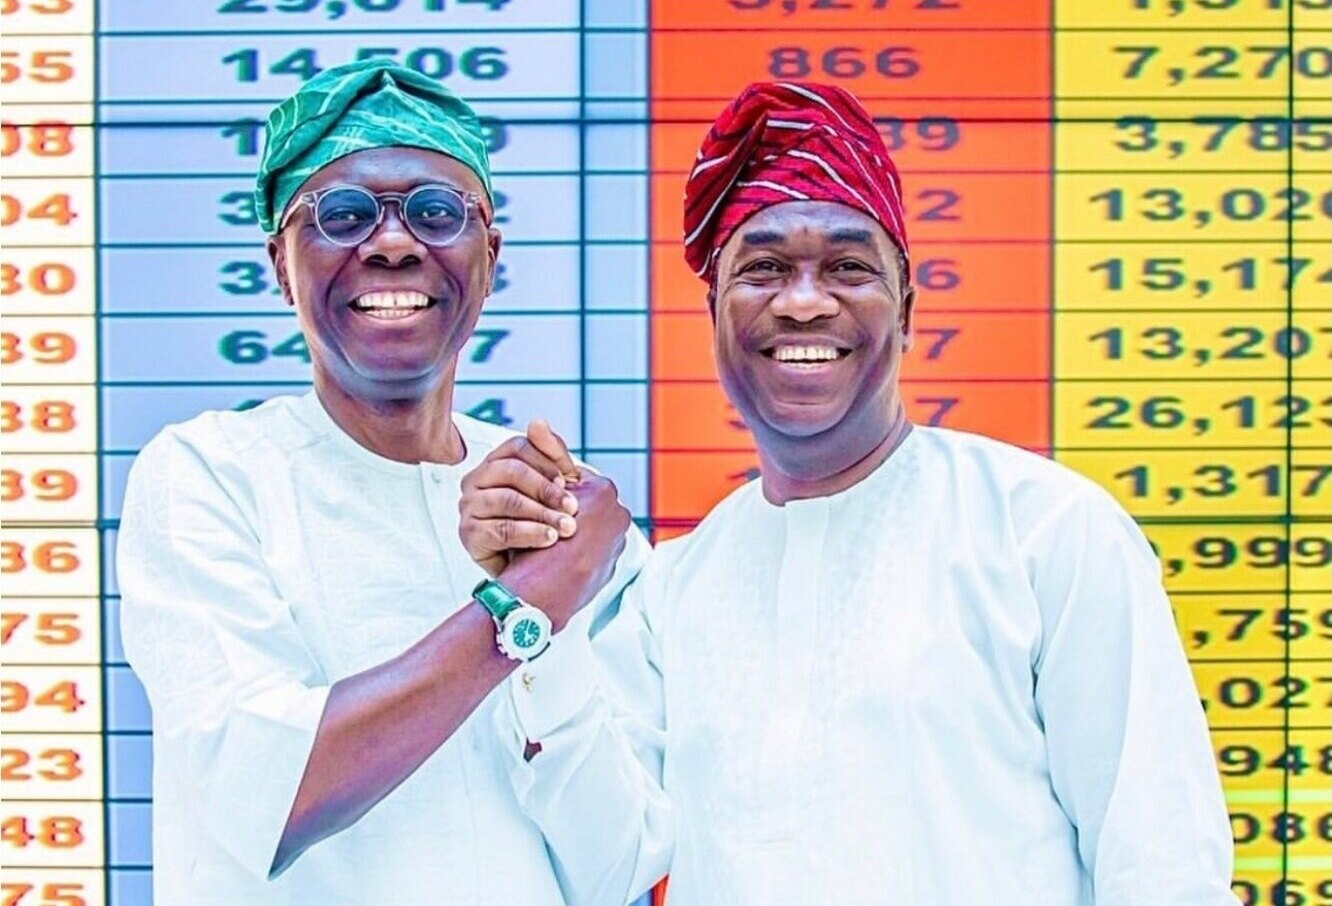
[458,83,1237,905]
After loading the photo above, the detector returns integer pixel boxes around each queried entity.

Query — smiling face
[267,146,500,404]
[712,200,914,453]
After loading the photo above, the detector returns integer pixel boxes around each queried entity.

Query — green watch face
[511,617,543,650]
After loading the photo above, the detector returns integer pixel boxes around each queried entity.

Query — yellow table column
[1,1,107,903]
[1054,2,1332,901]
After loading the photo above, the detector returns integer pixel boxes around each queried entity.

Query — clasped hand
[458,420,630,632]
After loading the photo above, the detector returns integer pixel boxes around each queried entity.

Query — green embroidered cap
[254,58,492,234]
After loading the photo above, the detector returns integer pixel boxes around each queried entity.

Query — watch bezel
[496,603,552,662]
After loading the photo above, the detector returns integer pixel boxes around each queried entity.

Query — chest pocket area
[308,526,457,673]
[663,570,789,837]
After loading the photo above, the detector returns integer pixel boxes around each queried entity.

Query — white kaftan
[501,426,1238,906]
[117,391,647,905]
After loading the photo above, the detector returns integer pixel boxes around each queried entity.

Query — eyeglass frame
[276,182,490,247]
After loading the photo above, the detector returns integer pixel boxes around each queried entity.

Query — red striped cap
[682,81,908,282]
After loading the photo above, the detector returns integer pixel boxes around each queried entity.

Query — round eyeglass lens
[403,186,468,245]
[314,187,380,245]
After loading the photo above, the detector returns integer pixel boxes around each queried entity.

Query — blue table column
[95,2,588,902]
[581,0,650,525]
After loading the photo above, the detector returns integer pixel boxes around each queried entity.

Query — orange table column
[648,0,1053,540]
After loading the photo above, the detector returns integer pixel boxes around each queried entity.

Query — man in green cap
[118,59,642,903]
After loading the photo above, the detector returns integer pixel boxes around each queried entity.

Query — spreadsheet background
[2,1,1330,903]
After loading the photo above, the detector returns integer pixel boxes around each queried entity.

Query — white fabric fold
[510,426,1238,905]
[118,392,646,905]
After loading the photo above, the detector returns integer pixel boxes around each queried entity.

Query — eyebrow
[739,226,876,246]
[828,227,874,244]
[741,229,786,246]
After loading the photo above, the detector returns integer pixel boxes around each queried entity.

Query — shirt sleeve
[1027,487,1238,905]
[494,528,674,906]
[118,428,331,880]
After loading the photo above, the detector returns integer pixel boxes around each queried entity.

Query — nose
[358,200,425,267]
[768,269,839,322]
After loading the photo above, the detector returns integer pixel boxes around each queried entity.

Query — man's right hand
[459,421,631,631]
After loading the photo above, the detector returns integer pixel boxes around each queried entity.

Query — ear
[485,226,503,296]
[267,235,295,308]
[898,285,917,353]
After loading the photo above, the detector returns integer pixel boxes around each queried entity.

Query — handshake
[458,420,632,634]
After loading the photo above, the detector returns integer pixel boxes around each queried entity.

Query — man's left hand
[459,420,582,576]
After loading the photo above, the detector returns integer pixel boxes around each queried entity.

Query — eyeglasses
[278,183,487,247]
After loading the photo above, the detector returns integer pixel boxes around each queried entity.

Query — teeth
[353,291,431,311]
[359,308,419,320]
[772,345,841,363]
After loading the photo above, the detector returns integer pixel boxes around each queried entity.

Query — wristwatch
[473,578,552,662]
